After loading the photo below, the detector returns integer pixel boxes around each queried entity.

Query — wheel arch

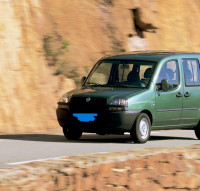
[130,110,151,143]
[140,110,153,125]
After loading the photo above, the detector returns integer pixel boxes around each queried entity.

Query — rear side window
[182,59,200,86]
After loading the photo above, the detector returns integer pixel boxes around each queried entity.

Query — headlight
[111,98,128,106]
[110,98,128,111]
[59,94,71,103]
[59,96,69,103]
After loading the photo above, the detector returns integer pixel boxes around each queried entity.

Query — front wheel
[194,121,200,140]
[63,127,82,140]
[130,113,151,143]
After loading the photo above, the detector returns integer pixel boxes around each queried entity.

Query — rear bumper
[56,105,141,134]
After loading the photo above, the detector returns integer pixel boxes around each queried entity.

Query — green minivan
[56,51,200,143]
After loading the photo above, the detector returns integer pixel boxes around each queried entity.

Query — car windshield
[85,60,156,88]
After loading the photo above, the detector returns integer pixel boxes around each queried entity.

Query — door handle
[176,92,182,98]
[184,92,190,98]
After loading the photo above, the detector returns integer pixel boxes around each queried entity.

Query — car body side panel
[178,57,200,126]
[153,59,183,128]
[128,84,156,121]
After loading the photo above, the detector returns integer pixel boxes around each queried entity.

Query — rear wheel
[194,121,200,140]
[63,127,82,140]
[130,113,151,143]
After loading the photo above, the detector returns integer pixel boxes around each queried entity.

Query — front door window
[157,60,180,91]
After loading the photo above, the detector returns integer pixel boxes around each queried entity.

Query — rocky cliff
[1,0,200,133]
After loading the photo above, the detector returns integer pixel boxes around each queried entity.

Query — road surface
[0,130,199,168]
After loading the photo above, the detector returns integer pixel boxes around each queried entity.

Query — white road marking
[6,156,68,166]
[89,152,109,155]
[151,131,161,134]
[124,132,161,135]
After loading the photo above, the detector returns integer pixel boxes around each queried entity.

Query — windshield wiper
[86,83,108,87]
[109,83,138,88]
[86,82,141,88]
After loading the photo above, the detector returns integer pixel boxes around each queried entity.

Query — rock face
[0,0,200,133]
[0,0,75,133]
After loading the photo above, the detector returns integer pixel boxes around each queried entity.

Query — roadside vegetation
[43,35,79,84]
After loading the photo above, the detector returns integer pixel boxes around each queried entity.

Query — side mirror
[161,79,169,92]
[81,76,86,85]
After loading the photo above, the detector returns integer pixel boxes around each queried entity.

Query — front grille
[69,97,107,113]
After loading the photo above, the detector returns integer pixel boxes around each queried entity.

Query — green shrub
[43,35,69,67]
[43,35,81,85]
[54,68,65,75]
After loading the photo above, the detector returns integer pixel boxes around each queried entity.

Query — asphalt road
[0,130,199,168]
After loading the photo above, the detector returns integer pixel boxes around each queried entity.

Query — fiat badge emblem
[86,97,91,102]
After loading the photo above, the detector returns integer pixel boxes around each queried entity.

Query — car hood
[66,86,146,101]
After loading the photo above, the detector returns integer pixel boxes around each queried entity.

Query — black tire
[130,113,151,143]
[194,121,200,140]
[63,127,82,140]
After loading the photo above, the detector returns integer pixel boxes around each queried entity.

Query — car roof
[102,51,200,62]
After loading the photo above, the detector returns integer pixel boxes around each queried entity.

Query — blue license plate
[73,113,97,122]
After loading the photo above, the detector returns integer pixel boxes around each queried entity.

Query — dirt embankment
[1,145,200,190]
[1,0,200,133]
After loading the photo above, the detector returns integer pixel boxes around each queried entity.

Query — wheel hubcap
[139,118,149,140]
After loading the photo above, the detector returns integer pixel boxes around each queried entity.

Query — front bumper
[56,103,141,134]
